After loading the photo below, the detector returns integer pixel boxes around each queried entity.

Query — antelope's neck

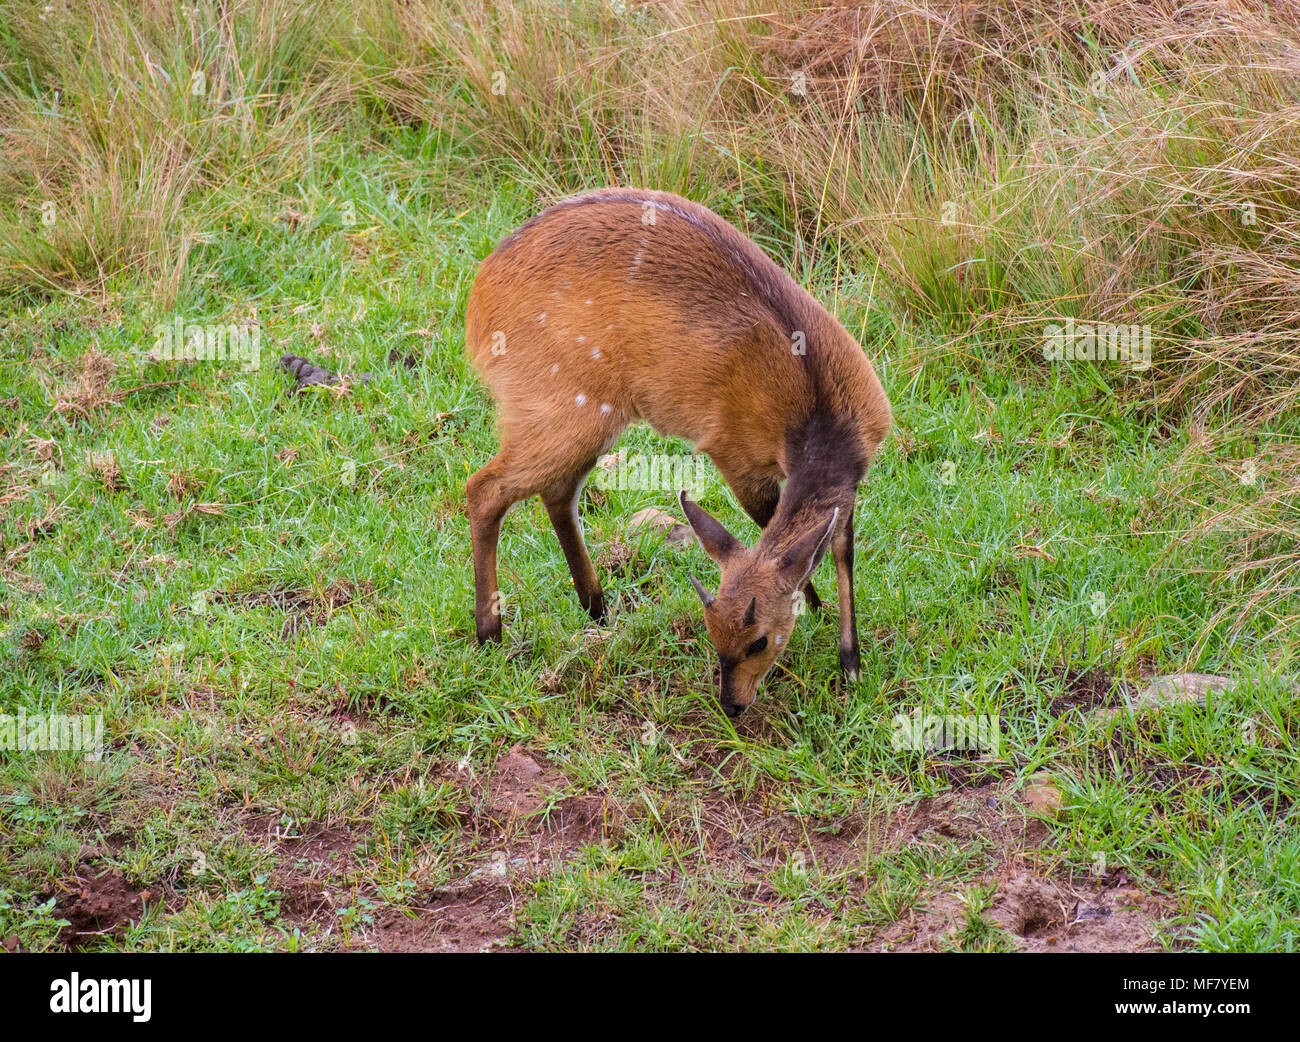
[760,413,863,553]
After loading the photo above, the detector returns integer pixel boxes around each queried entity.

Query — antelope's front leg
[832,508,859,681]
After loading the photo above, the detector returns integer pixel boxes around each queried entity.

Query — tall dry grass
[0,0,353,303]
[1,0,1295,632]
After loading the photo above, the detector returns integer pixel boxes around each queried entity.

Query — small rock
[465,854,509,884]
[1023,775,1064,818]
[1092,672,1298,720]
[627,507,694,546]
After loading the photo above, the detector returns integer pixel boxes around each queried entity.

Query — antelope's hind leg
[467,448,531,644]
[470,406,616,642]
[542,466,606,623]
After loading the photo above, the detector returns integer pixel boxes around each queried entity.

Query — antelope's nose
[722,700,746,718]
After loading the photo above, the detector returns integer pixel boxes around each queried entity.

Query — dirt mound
[487,744,616,847]
[55,865,156,949]
[872,782,1173,951]
[375,884,516,953]
[488,745,559,818]
[369,746,621,952]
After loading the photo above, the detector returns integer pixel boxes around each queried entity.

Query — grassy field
[1,0,1298,952]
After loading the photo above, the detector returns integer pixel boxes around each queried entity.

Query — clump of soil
[489,745,558,819]
[486,744,615,847]
[872,783,1173,952]
[1049,664,1125,714]
[214,580,371,639]
[55,865,155,950]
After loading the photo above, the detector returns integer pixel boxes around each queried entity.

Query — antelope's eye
[746,636,768,656]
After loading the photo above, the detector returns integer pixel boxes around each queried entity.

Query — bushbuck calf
[466,188,891,716]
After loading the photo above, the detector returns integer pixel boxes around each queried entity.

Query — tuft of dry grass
[0,0,352,303]
[87,450,124,494]
[50,347,118,420]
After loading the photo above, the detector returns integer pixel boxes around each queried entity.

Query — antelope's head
[679,491,837,717]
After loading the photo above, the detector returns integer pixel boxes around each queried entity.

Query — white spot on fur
[630,233,649,279]
[585,298,593,305]
[575,393,587,407]
[550,364,559,374]
[599,403,612,415]
[538,312,546,323]
[576,335,586,342]
[591,348,601,359]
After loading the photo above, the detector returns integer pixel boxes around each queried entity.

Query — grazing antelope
[466,188,891,716]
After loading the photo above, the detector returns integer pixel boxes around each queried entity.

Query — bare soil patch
[214,579,372,638]
[875,866,1170,952]
[871,781,1174,951]
[371,744,623,951]
[54,864,161,950]
[1049,665,1126,714]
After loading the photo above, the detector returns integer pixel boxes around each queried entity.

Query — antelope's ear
[778,508,839,588]
[679,491,742,565]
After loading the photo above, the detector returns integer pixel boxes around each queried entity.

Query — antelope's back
[466,189,890,462]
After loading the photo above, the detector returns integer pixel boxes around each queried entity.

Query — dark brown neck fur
[758,410,864,560]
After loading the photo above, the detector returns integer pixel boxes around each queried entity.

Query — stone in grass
[626,507,694,547]
[1022,774,1064,819]
[279,354,372,390]
[1093,672,1298,720]
[462,852,530,887]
